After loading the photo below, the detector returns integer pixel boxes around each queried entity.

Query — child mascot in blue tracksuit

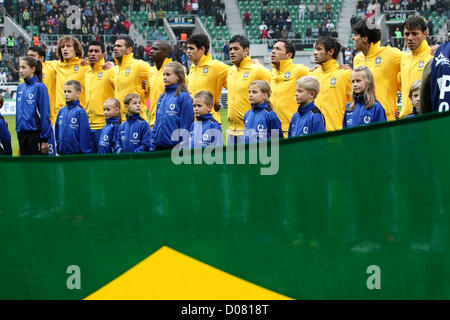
[343,66,386,128]
[15,56,52,155]
[288,76,326,137]
[150,61,194,151]
[0,95,12,155]
[244,80,283,143]
[55,80,92,154]
[98,98,122,153]
[189,90,223,148]
[115,93,152,153]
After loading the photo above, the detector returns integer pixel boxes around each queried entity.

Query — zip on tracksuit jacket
[15,75,52,142]
[0,115,12,155]
[98,117,120,154]
[55,99,92,154]
[288,101,326,137]
[150,84,194,151]
[244,102,283,143]
[342,94,387,129]
[189,113,223,149]
[115,114,152,153]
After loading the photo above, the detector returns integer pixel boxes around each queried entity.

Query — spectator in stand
[192,0,199,14]
[244,10,250,26]
[148,9,156,26]
[308,2,316,20]
[282,8,290,21]
[312,25,320,40]
[268,8,275,28]
[325,2,331,20]
[261,7,268,22]
[317,1,324,20]
[223,41,229,61]
[330,28,338,39]
[281,27,288,40]
[220,9,226,26]
[261,27,269,41]
[286,15,292,31]
[299,2,306,21]
[319,26,328,37]
[157,8,165,27]
[306,27,312,44]
[144,43,152,61]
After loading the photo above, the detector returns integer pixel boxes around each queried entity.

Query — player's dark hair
[403,16,427,32]
[65,80,82,92]
[315,37,341,59]
[28,46,46,61]
[187,34,210,55]
[229,34,250,50]
[276,39,296,58]
[352,19,381,44]
[117,36,134,49]
[88,40,105,53]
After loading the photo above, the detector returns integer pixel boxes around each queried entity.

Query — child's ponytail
[21,56,43,82]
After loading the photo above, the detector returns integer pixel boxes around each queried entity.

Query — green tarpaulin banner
[0,112,449,299]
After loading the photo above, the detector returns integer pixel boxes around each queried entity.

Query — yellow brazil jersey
[20,61,58,124]
[399,40,432,118]
[309,59,352,131]
[149,58,172,128]
[114,53,153,122]
[271,58,309,134]
[353,41,403,121]
[226,57,271,133]
[188,53,230,124]
[53,57,89,115]
[85,58,116,130]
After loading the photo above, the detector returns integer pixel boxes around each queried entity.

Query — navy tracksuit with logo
[288,102,326,137]
[115,114,152,153]
[244,102,283,143]
[189,113,223,149]
[15,75,52,155]
[342,94,386,129]
[97,117,120,154]
[55,99,92,154]
[150,84,194,151]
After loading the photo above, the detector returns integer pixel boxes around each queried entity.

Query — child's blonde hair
[124,93,140,106]
[349,66,377,111]
[296,76,320,99]
[193,90,214,107]
[65,80,82,92]
[164,61,188,96]
[104,97,122,123]
[249,80,274,110]
[409,80,421,98]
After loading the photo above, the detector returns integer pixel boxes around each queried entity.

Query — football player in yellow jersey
[226,34,271,145]
[149,40,173,129]
[53,36,89,117]
[186,33,230,124]
[270,40,309,137]
[310,37,352,131]
[113,36,153,122]
[399,16,432,118]
[85,41,116,153]
[352,19,403,121]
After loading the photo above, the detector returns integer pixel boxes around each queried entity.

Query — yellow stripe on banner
[85,246,292,300]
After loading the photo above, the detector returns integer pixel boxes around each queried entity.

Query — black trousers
[18,131,42,155]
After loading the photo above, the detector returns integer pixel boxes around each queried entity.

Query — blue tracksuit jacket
[288,102,326,137]
[55,100,92,154]
[15,75,51,142]
[189,113,223,149]
[98,117,120,154]
[342,95,387,129]
[115,114,152,153]
[244,102,283,143]
[0,115,12,155]
[150,84,194,150]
